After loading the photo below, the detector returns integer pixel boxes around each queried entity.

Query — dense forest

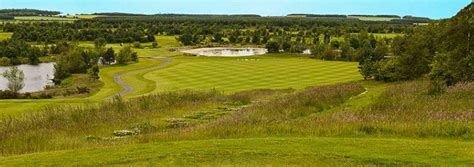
[0,9,60,16]
[358,3,473,89]
[1,15,411,44]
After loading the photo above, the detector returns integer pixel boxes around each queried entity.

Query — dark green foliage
[430,4,474,86]
[94,37,107,49]
[102,48,116,65]
[131,52,139,62]
[54,47,105,83]
[0,9,60,16]
[87,65,100,80]
[132,42,142,49]
[151,42,158,48]
[265,41,280,53]
[0,39,46,65]
[116,45,133,64]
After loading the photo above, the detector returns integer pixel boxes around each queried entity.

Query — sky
[0,0,471,19]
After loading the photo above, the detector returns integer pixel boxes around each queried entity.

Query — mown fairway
[149,56,361,93]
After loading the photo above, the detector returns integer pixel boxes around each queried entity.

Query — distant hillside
[287,13,431,24]
[0,9,60,16]
[155,14,261,17]
[348,14,401,19]
[287,14,347,18]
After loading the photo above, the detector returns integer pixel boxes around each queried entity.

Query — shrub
[0,57,12,66]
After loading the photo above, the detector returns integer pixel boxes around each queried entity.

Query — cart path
[109,57,173,99]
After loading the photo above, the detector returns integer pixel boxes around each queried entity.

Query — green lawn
[1,137,472,166]
[148,55,362,94]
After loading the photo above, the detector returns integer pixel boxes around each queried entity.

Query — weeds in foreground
[1,81,473,156]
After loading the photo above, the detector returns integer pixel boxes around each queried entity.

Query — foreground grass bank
[1,137,472,166]
[0,81,472,166]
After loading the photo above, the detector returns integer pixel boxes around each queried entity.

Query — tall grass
[0,90,222,155]
[151,81,473,140]
[1,81,472,156]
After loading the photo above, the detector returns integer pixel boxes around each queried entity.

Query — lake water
[182,48,268,57]
[0,63,55,93]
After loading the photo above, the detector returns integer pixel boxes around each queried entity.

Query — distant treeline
[288,14,347,18]
[288,14,431,22]
[0,9,61,16]
[402,15,431,21]
[93,12,261,17]
[0,15,14,20]
[93,12,149,16]
[154,14,261,17]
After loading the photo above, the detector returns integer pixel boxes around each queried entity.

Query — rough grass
[0,81,472,165]
[0,83,363,155]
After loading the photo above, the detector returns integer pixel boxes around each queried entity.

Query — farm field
[348,16,398,21]
[14,16,77,21]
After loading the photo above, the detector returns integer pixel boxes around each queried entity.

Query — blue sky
[0,0,471,19]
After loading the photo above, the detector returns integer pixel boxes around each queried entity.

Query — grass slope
[1,137,472,166]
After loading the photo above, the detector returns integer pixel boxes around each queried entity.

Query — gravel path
[109,57,173,99]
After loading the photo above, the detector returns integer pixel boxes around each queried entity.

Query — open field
[348,16,398,21]
[1,137,472,166]
[14,16,77,21]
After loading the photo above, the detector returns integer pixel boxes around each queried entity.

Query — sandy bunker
[181,48,268,57]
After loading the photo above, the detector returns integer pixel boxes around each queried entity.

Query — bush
[76,87,90,94]
[151,42,158,48]
[0,90,19,99]
[133,42,142,49]
[0,57,12,66]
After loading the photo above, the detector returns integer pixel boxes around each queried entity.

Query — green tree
[87,65,100,80]
[177,33,194,45]
[94,37,107,49]
[2,66,25,93]
[102,48,116,65]
[430,4,474,86]
[117,45,133,65]
[151,42,158,48]
[265,41,280,53]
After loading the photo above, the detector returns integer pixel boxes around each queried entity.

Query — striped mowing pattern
[149,57,362,93]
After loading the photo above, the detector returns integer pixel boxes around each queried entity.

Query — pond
[0,63,55,93]
[181,48,268,57]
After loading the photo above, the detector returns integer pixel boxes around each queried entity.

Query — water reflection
[0,63,55,93]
